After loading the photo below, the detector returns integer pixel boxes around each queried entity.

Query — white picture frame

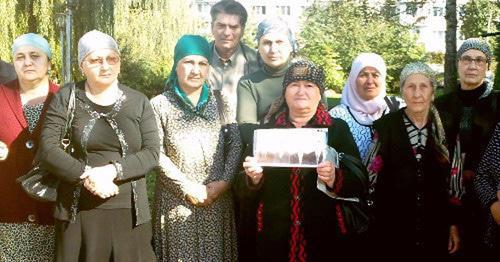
[253,128,328,167]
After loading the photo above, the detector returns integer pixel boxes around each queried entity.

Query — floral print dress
[150,87,241,262]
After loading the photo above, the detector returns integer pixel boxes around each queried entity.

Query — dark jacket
[0,60,16,84]
[0,80,58,225]
[373,109,452,258]
[239,115,363,261]
[435,81,500,172]
[39,82,159,226]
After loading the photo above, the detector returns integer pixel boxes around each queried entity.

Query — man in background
[209,0,259,122]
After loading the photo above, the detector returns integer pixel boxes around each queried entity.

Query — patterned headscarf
[282,60,325,93]
[399,62,437,93]
[399,62,448,164]
[265,60,326,123]
[340,53,388,125]
[12,33,52,59]
[255,17,298,53]
[457,38,492,64]
[78,30,119,66]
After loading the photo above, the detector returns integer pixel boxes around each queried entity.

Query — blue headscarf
[255,18,298,53]
[12,33,52,59]
[167,35,211,112]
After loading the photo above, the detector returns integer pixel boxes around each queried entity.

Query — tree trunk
[444,0,458,93]
[495,20,500,90]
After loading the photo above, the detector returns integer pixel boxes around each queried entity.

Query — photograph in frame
[253,128,328,167]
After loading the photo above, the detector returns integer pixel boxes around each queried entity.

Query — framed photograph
[253,128,328,167]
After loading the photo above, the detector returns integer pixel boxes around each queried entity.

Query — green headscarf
[167,34,211,112]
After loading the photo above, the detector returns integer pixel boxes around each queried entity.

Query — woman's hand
[186,194,204,206]
[317,161,336,188]
[184,183,208,206]
[243,156,264,185]
[81,164,119,199]
[0,141,8,161]
[204,181,230,205]
[448,225,461,254]
[490,191,500,225]
[83,178,119,199]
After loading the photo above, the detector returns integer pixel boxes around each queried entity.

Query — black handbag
[338,153,371,235]
[16,84,76,202]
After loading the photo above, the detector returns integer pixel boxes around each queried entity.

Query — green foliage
[426,52,445,65]
[241,16,258,50]
[460,0,499,42]
[460,0,499,90]
[0,0,21,60]
[0,0,202,97]
[0,0,65,82]
[113,0,202,97]
[300,0,426,93]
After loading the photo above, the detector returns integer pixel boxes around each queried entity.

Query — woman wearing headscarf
[39,30,159,261]
[436,38,497,258]
[368,62,460,259]
[0,33,58,261]
[235,20,297,259]
[329,53,403,163]
[236,17,298,145]
[151,35,241,261]
[241,60,365,261]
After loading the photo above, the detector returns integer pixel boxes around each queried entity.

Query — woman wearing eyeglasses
[0,33,58,262]
[435,38,499,259]
[39,30,159,261]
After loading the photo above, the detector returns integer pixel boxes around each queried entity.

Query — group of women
[0,22,498,262]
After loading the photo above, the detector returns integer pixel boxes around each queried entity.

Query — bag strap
[384,96,401,113]
[61,84,76,150]
[339,153,369,192]
[212,89,228,125]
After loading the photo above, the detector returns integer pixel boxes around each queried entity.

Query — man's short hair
[210,0,248,28]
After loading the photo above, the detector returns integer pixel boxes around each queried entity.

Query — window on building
[433,7,444,16]
[253,6,266,15]
[277,6,291,16]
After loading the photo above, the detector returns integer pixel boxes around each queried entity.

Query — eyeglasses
[85,55,120,67]
[458,56,488,67]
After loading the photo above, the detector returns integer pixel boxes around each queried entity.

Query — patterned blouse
[22,103,44,133]
[475,122,500,248]
[329,104,377,161]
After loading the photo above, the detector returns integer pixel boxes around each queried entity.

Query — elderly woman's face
[176,55,209,91]
[258,32,292,69]
[458,49,488,90]
[355,66,382,101]
[402,73,434,115]
[81,49,120,86]
[285,80,321,114]
[13,45,50,84]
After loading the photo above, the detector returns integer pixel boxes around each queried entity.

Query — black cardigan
[435,83,500,172]
[373,109,452,258]
[39,81,159,225]
[238,116,363,261]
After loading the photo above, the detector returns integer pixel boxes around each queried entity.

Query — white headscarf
[340,53,388,125]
